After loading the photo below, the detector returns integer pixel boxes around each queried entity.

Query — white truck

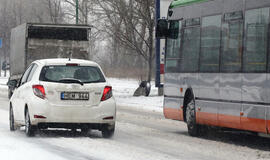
[8,23,92,98]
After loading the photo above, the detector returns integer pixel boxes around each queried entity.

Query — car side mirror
[156,19,168,39]
[7,79,18,88]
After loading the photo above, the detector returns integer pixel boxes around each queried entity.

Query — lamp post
[76,0,79,24]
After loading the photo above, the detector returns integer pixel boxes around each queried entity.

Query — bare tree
[62,0,107,62]
[63,0,92,24]
[94,0,155,81]
[42,0,64,24]
[0,0,156,80]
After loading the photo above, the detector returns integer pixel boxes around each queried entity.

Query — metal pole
[76,0,79,24]
[155,0,161,88]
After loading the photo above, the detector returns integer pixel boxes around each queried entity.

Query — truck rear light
[32,85,46,99]
[101,86,112,101]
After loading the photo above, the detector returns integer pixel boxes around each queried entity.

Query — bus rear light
[32,85,46,99]
[101,86,112,101]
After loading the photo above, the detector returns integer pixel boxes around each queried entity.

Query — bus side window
[244,8,269,73]
[200,15,222,72]
[165,21,182,73]
[221,11,244,73]
[180,18,201,72]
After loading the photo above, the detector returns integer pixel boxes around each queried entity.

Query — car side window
[20,64,34,86]
[26,64,38,82]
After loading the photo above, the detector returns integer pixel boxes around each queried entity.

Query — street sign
[0,38,2,48]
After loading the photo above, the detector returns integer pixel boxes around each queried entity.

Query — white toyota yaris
[9,59,116,138]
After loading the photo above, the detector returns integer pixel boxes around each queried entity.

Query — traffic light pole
[155,0,163,95]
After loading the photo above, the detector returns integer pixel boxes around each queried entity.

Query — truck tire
[186,99,199,136]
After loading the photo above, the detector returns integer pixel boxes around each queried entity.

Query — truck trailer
[8,23,92,98]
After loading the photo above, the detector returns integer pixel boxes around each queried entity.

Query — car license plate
[61,92,89,100]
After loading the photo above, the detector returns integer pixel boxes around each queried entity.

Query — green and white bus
[156,0,270,136]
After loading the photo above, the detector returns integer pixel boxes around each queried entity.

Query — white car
[9,58,116,138]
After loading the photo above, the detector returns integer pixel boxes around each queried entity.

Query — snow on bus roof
[169,0,209,9]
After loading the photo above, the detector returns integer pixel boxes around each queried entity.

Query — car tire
[101,124,115,138]
[25,109,36,137]
[9,105,16,131]
[186,99,199,136]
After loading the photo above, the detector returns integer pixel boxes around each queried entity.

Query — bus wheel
[186,99,199,136]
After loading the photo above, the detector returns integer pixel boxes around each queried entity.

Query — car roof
[34,58,99,67]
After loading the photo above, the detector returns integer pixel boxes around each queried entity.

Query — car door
[13,64,34,122]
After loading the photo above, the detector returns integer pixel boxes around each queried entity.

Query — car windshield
[39,65,106,84]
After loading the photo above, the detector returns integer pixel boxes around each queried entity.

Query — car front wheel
[9,105,16,131]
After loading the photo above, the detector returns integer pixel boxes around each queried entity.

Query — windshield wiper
[59,78,84,86]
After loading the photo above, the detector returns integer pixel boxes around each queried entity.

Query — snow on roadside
[107,78,163,113]
[0,77,8,99]
[0,77,8,84]
[0,109,68,160]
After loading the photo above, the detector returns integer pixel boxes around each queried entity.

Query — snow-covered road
[0,99,270,160]
[0,78,270,160]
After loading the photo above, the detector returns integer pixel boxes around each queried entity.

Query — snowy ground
[0,97,270,160]
[108,78,163,113]
[0,76,8,100]
[0,76,269,160]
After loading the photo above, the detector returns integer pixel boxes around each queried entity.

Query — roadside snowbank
[0,77,8,99]
[108,78,163,113]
